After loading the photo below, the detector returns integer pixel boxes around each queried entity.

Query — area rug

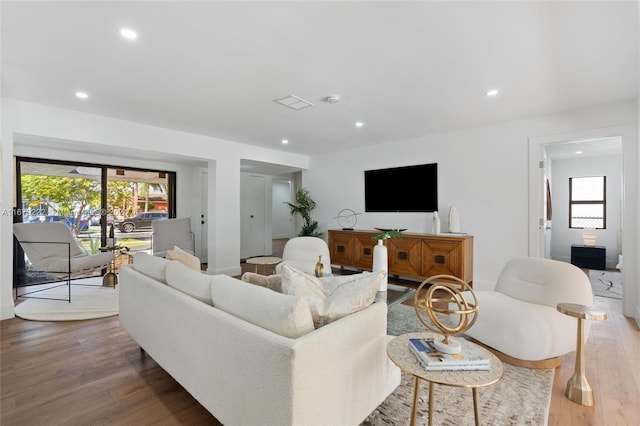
[589,269,622,299]
[14,278,119,321]
[387,301,424,336]
[366,303,554,426]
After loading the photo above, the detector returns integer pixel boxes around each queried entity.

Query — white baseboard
[207,265,242,277]
[1,302,15,320]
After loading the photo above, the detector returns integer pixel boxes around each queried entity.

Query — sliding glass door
[14,157,176,284]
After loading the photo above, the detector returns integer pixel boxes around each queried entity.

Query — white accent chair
[462,257,594,365]
[152,217,195,258]
[275,237,332,276]
[13,222,114,301]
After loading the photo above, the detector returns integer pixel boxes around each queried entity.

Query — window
[569,176,606,229]
[16,157,176,254]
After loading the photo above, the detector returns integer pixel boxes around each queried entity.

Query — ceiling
[545,137,623,160]
[2,1,638,159]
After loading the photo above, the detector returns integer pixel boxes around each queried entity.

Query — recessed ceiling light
[75,92,89,99]
[120,28,138,40]
[576,151,583,154]
[281,139,289,144]
[355,122,364,127]
[486,89,499,97]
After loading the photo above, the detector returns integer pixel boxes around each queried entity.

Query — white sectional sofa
[119,253,400,426]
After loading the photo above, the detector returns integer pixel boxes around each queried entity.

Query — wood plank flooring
[2,240,639,425]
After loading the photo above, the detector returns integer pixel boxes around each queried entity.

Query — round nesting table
[387,332,503,426]
[557,303,607,406]
[245,256,282,275]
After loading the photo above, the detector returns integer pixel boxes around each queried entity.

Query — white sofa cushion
[165,260,213,305]
[240,272,283,293]
[132,252,169,284]
[280,264,384,327]
[210,274,315,338]
[166,245,201,271]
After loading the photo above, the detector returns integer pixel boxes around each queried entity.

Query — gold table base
[557,303,607,406]
[103,271,118,287]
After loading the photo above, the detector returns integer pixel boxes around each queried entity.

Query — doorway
[543,137,623,267]
[240,174,270,259]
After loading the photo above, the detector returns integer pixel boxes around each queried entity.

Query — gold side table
[387,332,503,426]
[99,246,129,287]
[557,303,607,406]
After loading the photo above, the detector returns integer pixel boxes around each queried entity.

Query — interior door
[200,170,208,261]
[240,174,267,258]
[272,180,292,239]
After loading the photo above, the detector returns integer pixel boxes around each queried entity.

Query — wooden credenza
[328,229,473,285]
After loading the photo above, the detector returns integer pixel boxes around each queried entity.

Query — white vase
[448,207,460,233]
[372,239,388,292]
[432,211,441,235]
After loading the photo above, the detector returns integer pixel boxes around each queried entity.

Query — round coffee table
[387,332,503,426]
[245,256,282,275]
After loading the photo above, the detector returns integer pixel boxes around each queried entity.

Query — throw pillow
[132,252,170,284]
[240,272,283,293]
[211,275,315,338]
[165,260,213,305]
[280,264,385,327]
[166,245,201,271]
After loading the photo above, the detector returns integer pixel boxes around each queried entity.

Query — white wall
[304,100,638,293]
[0,99,309,319]
[550,155,622,267]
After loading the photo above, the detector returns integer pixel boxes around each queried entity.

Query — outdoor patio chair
[13,222,114,301]
[151,217,195,258]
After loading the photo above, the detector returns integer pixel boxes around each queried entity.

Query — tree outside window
[569,176,606,229]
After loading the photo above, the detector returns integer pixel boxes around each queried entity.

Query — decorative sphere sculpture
[414,274,478,354]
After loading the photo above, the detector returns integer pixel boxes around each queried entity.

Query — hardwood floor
[2,242,639,425]
[1,315,220,425]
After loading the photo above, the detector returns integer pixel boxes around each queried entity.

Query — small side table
[387,332,503,426]
[557,303,607,406]
[99,246,129,287]
[245,256,282,275]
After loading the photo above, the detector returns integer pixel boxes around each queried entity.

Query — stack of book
[408,337,491,371]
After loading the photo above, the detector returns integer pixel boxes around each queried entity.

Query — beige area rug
[14,278,119,321]
[366,303,554,426]
[589,269,623,299]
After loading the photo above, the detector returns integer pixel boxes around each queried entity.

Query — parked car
[27,215,89,231]
[90,213,115,226]
[115,212,168,233]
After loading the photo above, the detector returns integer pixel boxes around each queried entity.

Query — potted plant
[372,230,404,241]
[286,188,324,237]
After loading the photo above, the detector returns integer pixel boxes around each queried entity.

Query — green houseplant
[286,188,323,237]
[372,229,404,241]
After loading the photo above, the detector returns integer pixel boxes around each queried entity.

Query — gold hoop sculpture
[414,274,479,354]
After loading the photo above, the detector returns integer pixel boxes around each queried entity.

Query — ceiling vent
[273,95,314,110]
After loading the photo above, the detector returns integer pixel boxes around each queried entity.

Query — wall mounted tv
[364,163,438,212]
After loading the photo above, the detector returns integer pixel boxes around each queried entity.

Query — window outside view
[569,176,606,229]
[18,161,170,273]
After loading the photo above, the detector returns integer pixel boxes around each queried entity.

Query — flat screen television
[364,163,438,212]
